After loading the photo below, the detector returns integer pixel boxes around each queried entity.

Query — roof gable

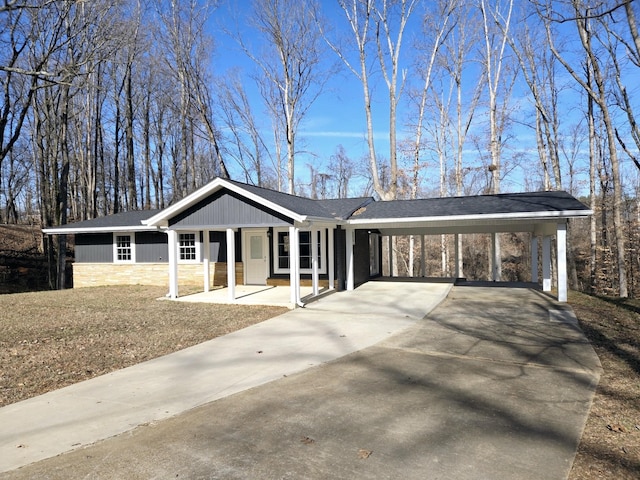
[169,189,293,228]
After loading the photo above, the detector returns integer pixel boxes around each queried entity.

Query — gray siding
[354,229,371,287]
[170,190,292,228]
[75,233,113,263]
[135,232,168,263]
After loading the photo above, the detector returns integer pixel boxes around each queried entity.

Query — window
[114,234,134,263]
[274,229,325,274]
[179,233,198,261]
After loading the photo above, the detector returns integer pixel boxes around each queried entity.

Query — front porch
[173,284,327,308]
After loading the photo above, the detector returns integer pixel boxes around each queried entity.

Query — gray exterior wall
[170,190,292,228]
[75,233,113,263]
[208,231,241,262]
[135,231,168,263]
[354,229,371,287]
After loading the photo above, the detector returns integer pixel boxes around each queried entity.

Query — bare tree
[217,71,274,186]
[237,0,329,194]
[329,0,418,200]
[539,0,629,297]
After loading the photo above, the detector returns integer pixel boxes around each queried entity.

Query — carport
[344,191,592,302]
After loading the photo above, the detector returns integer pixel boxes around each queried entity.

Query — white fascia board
[42,226,159,235]
[347,209,594,227]
[142,177,307,227]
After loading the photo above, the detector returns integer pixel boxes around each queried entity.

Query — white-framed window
[113,233,135,263]
[179,232,199,262]
[273,228,326,274]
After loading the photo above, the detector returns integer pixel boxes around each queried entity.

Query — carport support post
[289,226,300,304]
[328,227,335,290]
[557,223,567,302]
[346,228,354,291]
[167,229,179,299]
[311,227,319,296]
[387,235,393,278]
[531,235,539,283]
[455,233,462,279]
[420,235,426,277]
[542,235,551,292]
[226,228,236,301]
[491,233,500,281]
[203,230,210,293]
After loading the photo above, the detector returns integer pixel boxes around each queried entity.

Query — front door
[244,230,268,285]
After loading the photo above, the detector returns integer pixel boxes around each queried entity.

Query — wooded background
[0,0,638,296]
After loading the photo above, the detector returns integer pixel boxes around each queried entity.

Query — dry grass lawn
[568,291,640,479]
[0,285,638,478]
[0,285,287,407]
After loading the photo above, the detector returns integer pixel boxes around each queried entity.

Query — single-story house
[43,177,592,304]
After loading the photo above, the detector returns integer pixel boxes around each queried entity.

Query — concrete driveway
[1,282,601,479]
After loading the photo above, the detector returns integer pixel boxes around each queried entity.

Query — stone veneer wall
[73,263,244,288]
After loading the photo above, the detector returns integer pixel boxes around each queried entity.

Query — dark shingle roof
[225,179,373,219]
[51,209,162,230]
[349,191,589,220]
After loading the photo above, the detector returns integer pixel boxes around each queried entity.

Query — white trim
[226,228,236,301]
[328,227,335,290]
[542,236,552,292]
[557,224,568,302]
[272,227,327,275]
[143,177,307,227]
[178,231,201,263]
[346,209,594,226]
[167,230,178,299]
[113,233,136,263]
[203,229,210,293]
[43,226,159,235]
[346,228,354,290]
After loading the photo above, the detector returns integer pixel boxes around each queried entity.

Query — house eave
[42,226,161,235]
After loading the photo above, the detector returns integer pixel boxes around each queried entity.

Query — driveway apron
[1,283,601,479]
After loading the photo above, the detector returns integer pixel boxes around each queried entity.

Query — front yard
[0,285,287,407]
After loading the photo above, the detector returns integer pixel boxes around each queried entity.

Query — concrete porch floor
[173,285,320,308]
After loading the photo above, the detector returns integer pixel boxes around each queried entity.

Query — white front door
[244,230,268,285]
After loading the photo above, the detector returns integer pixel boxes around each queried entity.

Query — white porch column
[311,227,319,296]
[387,235,393,277]
[289,226,300,304]
[420,234,426,277]
[167,229,179,299]
[226,228,236,302]
[203,230,210,293]
[531,235,539,284]
[542,235,552,292]
[346,228,355,291]
[557,223,568,302]
[328,227,335,290]
[454,233,462,279]
[491,233,499,281]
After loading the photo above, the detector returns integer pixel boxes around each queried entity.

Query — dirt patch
[0,285,287,407]
[568,292,640,479]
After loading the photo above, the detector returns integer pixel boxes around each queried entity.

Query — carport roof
[349,190,590,220]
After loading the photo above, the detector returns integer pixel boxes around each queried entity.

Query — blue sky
[206,0,638,198]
